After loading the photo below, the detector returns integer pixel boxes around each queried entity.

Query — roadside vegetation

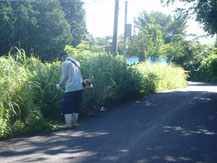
[178,45,217,82]
[0,47,187,139]
[0,0,216,139]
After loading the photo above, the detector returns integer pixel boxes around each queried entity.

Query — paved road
[1,82,217,163]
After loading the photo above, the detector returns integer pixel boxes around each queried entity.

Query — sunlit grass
[137,62,188,92]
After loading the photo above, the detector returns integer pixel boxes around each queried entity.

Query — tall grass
[137,62,188,92]
[0,49,52,138]
[28,58,63,121]
[0,48,33,137]
[0,49,187,139]
[73,54,144,115]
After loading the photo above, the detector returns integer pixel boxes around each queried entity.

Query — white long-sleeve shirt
[59,57,83,93]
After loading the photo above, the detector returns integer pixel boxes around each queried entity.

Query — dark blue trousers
[62,90,83,114]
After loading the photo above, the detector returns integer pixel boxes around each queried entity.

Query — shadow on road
[131,91,217,163]
[0,88,217,163]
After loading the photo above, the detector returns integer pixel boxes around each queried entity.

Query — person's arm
[59,62,68,86]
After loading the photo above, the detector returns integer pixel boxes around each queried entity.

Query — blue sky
[83,0,215,44]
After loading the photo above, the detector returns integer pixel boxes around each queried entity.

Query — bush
[210,58,217,81]
[184,46,217,82]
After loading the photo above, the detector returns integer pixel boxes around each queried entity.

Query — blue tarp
[127,56,171,65]
[147,57,171,64]
[127,57,139,64]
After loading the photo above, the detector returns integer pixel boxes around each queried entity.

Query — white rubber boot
[72,113,79,127]
[61,114,72,129]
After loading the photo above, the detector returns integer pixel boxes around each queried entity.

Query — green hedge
[0,50,187,139]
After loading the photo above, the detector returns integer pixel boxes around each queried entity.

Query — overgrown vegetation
[0,49,54,138]
[0,48,187,139]
[137,63,187,92]
[180,45,217,82]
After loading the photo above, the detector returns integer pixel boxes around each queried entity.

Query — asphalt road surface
[1,81,217,163]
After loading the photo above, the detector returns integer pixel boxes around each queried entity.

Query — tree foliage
[60,0,87,47]
[161,0,217,35]
[0,2,16,55]
[215,37,217,48]
[29,0,73,60]
[163,35,194,64]
[90,36,112,54]
[0,0,87,60]
[136,11,187,44]
[127,24,164,61]
[184,45,217,81]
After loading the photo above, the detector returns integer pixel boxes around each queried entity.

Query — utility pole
[112,0,119,56]
[134,17,136,36]
[215,33,217,47]
[123,0,128,59]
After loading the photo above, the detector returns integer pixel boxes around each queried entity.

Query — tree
[162,34,193,64]
[60,0,87,47]
[136,11,187,44]
[0,0,73,60]
[161,0,217,35]
[127,23,164,61]
[0,2,16,55]
[29,0,72,60]
[215,35,217,48]
[0,0,87,60]
[85,35,112,54]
